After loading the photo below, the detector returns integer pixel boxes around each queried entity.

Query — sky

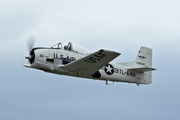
[0,0,180,120]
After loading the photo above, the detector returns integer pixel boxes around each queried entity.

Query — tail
[132,46,154,68]
[119,46,156,84]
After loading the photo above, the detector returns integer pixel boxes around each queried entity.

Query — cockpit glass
[73,44,91,54]
[58,43,62,49]
[52,43,62,49]
[51,42,91,54]
[52,44,59,48]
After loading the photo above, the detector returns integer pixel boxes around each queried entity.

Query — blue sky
[0,0,180,120]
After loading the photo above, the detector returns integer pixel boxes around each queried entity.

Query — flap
[58,49,120,75]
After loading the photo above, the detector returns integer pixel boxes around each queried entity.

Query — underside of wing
[58,49,120,75]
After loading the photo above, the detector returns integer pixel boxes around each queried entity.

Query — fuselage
[28,48,145,84]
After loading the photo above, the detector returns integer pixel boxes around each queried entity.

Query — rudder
[133,46,152,67]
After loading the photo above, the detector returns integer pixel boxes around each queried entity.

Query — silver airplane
[24,36,156,86]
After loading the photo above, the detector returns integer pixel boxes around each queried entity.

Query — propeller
[25,35,36,64]
[26,35,36,53]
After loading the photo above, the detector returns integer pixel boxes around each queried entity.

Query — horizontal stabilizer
[127,66,156,72]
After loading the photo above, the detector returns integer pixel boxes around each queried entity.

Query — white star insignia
[106,65,113,73]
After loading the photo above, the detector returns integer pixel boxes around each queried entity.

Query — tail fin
[133,46,153,68]
[119,46,156,84]
[127,46,156,72]
[119,46,155,69]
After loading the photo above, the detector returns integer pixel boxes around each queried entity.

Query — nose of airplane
[25,50,35,64]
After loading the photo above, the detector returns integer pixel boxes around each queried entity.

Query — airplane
[24,36,156,86]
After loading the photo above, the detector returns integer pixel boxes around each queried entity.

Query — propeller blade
[26,35,36,52]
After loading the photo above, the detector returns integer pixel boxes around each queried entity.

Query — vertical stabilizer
[119,46,153,68]
[118,46,156,84]
[133,46,152,67]
[133,47,154,84]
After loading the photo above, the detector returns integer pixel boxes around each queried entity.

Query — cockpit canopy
[51,42,91,54]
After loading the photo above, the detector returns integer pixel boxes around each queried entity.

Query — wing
[59,49,120,75]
